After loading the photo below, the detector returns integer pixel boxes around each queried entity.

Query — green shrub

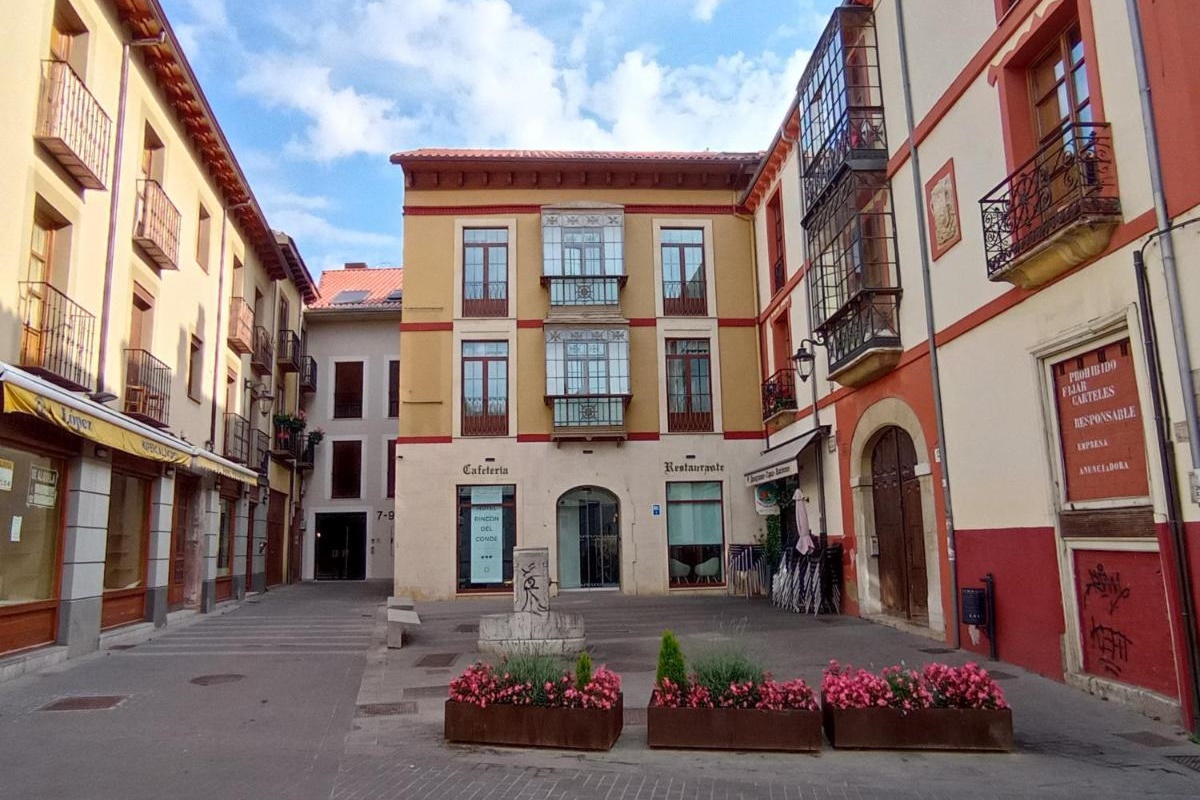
[764,514,782,568]
[501,654,566,706]
[655,630,687,688]
[691,650,765,699]
[575,651,594,691]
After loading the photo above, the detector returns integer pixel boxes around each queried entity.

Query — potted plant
[273,411,306,431]
[821,660,1013,751]
[306,427,325,447]
[444,652,623,751]
[646,631,821,752]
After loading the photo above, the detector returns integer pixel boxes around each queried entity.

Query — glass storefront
[104,472,149,591]
[0,444,64,605]
[666,481,725,586]
[456,484,515,591]
[217,497,234,578]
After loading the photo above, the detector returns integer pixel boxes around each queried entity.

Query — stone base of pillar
[145,586,168,627]
[57,597,101,658]
[200,579,216,613]
[250,571,266,594]
[233,574,246,601]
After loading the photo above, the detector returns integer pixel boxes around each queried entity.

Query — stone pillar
[514,547,551,614]
[249,495,267,594]
[198,483,219,612]
[57,454,110,658]
[144,471,175,627]
[232,491,249,600]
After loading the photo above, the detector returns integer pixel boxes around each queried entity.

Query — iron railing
[252,428,270,476]
[123,348,171,427]
[298,440,314,470]
[761,369,798,421]
[462,398,508,436]
[272,425,302,460]
[667,409,713,433]
[250,326,273,376]
[820,289,902,373]
[979,122,1120,280]
[133,179,181,270]
[548,394,629,432]
[462,282,508,317]
[300,355,317,393]
[34,60,111,190]
[662,280,707,316]
[542,275,625,307]
[802,106,888,216]
[276,329,302,372]
[18,281,95,391]
[223,412,251,464]
[227,297,254,354]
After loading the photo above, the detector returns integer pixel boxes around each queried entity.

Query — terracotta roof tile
[391,148,763,164]
[310,267,404,310]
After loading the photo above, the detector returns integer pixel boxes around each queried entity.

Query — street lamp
[791,335,824,383]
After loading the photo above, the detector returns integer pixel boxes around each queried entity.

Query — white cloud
[692,0,724,22]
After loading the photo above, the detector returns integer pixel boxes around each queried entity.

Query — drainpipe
[208,205,229,450]
[93,32,165,403]
[894,0,961,646]
[1127,0,1200,729]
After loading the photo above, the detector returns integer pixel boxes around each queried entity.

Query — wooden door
[168,476,196,608]
[265,490,286,587]
[245,501,257,591]
[870,426,927,620]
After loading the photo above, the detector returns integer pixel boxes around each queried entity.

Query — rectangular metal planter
[822,705,1014,751]
[444,694,622,751]
[647,703,822,752]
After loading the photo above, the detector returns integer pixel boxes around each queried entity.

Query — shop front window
[0,445,63,604]
[104,472,149,590]
[666,481,724,586]
[217,497,234,578]
[456,484,515,591]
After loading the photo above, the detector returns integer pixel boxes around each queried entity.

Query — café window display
[456,485,516,592]
[0,444,63,605]
[666,481,725,586]
[103,472,150,591]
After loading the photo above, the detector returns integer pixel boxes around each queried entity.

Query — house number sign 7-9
[376,510,395,521]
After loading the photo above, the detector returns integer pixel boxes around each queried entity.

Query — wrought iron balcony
[818,289,902,386]
[276,329,302,373]
[223,412,251,464]
[462,282,508,317]
[761,369,798,421]
[250,326,273,376]
[252,428,270,476]
[300,355,317,394]
[298,440,314,471]
[662,280,707,316]
[546,394,630,440]
[123,348,171,428]
[133,179,181,270]
[34,60,111,190]
[18,282,96,392]
[462,398,508,436]
[542,275,625,308]
[271,425,302,461]
[798,4,887,218]
[980,123,1121,288]
[227,297,254,355]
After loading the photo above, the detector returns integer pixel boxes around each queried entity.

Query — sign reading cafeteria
[1052,339,1149,501]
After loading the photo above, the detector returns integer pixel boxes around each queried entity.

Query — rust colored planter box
[444,694,623,751]
[647,702,822,752]
[822,705,1014,751]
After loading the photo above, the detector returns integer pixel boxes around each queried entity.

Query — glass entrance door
[556,487,619,589]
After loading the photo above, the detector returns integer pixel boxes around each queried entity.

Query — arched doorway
[870,426,928,621]
[556,487,619,589]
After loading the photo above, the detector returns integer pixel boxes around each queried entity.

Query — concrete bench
[387,607,421,649]
[387,595,415,610]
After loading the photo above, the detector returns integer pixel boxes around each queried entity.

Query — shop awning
[192,452,258,485]
[0,368,191,465]
[743,426,827,486]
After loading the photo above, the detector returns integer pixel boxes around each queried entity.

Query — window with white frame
[545,327,629,428]
[542,210,624,306]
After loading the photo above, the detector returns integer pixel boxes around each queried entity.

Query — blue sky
[158,0,840,278]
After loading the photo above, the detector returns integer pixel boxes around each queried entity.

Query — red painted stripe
[403,204,742,217]
[395,436,452,445]
[516,319,544,329]
[624,204,740,215]
[629,318,657,327]
[723,430,765,440]
[757,259,809,324]
[627,431,661,441]
[717,318,756,328]
[399,322,453,332]
[516,433,552,443]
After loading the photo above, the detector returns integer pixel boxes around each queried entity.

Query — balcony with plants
[18,281,96,392]
[34,59,111,190]
[979,122,1121,289]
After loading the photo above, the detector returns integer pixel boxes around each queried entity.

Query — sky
[158,0,841,278]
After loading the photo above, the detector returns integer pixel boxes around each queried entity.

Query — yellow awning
[2,381,191,466]
[192,452,258,485]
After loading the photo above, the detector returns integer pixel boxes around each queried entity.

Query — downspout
[894,0,961,647]
[1127,0,1200,729]
[93,32,165,402]
[208,205,229,450]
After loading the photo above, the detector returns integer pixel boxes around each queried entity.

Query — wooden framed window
[387,360,399,418]
[666,482,724,587]
[333,361,364,418]
[666,339,713,433]
[330,440,362,499]
[216,497,234,577]
[462,341,508,436]
[186,334,202,401]
[463,228,508,316]
[386,439,397,499]
[661,229,707,316]
[196,203,211,272]
[766,192,786,294]
[1030,23,1092,145]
